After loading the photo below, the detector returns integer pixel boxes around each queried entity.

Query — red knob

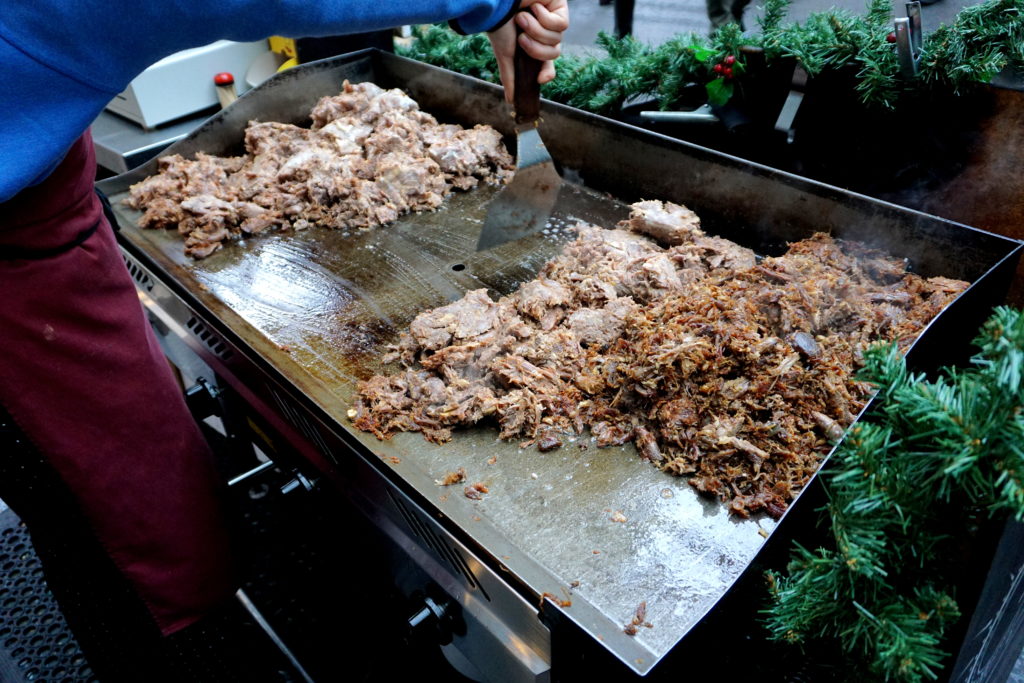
[214,72,235,86]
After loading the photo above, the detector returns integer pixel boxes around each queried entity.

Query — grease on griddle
[335,317,398,379]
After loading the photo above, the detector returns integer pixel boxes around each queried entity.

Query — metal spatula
[476,26,562,252]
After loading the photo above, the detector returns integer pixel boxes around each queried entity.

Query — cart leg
[236,588,317,683]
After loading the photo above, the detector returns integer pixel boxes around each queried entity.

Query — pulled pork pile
[126,81,513,258]
[352,200,968,518]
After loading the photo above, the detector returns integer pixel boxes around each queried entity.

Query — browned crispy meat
[125,80,512,258]
[623,600,652,635]
[435,467,467,486]
[464,482,489,500]
[353,202,968,519]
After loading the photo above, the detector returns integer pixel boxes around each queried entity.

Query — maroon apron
[0,131,235,635]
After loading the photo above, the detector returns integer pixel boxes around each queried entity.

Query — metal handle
[280,470,316,495]
[895,2,923,77]
[406,595,455,646]
[640,105,719,124]
[513,16,542,125]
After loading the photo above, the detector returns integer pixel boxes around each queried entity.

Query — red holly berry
[713,64,724,74]
[723,67,733,78]
[886,32,897,43]
[724,55,736,65]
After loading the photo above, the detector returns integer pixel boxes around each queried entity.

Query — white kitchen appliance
[106,40,269,129]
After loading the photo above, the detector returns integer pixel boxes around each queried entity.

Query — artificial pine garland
[397,0,1024,112]
[764,306,1024,682]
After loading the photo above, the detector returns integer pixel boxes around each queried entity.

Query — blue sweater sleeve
[0,0,514,202]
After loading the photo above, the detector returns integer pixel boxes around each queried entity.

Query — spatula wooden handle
[513,18,542,125]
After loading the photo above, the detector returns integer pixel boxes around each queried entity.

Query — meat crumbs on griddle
[125,80,513,259]
[352,200,968,519]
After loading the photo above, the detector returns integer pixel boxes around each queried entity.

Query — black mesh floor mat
[0,509,97,683]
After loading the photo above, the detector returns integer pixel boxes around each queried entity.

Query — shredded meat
[126,80,513,258]
[435,467,467,486]
[623,600,652,635]
[353,200,968,519]
[464,483,489,500]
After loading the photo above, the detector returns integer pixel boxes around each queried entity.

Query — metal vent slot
[386,490,490,602]
[121,254,154,292]
[267,385,333,457]
[185,316,234,361]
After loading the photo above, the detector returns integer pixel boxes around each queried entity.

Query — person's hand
[488,0,569,103]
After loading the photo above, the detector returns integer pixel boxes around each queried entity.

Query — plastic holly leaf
[691,46,717,63]
[706,78,734,106]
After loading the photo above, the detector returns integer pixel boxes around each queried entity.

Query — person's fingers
[487,27,516,102]
[514,11,561,46]
[538,60,556,84]
[518,31,561,62]
[490,0,567,100]
[496,54,514,102]
[526,2,570,32]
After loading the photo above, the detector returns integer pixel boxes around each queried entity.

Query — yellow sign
[268,36,297,58]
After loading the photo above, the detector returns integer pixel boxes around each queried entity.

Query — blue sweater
[0,0,514,202]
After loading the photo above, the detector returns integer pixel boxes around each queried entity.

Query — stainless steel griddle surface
[108,175,776,673]
[100,50,1022,675]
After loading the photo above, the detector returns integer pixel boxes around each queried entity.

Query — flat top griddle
[99,50,1023,676]
[108,176,776,673]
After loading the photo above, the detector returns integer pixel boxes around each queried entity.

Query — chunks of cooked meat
[464,482,489,500]
[352,199,969,519]
[626,200,701,246]
[126,80,513,258]
[435,467,467,486]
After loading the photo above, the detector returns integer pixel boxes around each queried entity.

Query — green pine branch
[764,307,1024,682]
[396,0,1024,113]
